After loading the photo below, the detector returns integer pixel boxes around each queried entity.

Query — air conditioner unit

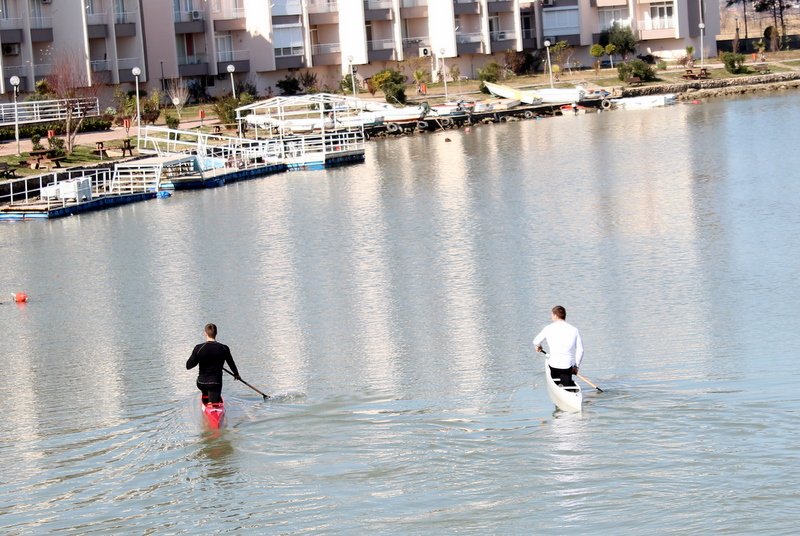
[542,0,554,6]
[191,10,202,20]
[418,47,431,57]
[2,43,20,56]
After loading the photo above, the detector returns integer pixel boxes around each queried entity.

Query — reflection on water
[2,93,800,533]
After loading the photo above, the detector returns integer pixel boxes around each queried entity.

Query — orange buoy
[692,100,701,104]
[14,292,28,303]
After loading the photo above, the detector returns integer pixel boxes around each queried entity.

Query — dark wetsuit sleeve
[224,345,240,378]
[187,344,201,370]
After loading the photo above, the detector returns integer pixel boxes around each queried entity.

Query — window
[0,0,10,20]
[273,25,303,56]
[598,7,629,31]
[216,32,233,62]
[647,2,674,29]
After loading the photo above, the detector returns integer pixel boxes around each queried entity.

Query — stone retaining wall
[615,72,800,100]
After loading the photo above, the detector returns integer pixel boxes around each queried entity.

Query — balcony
[456,31,483,54]
[174,10,205,34]
[308,0,338,13]
[272,0,302,16]
[454,0,480,15]
[522,27,537,48]
[0,18,23,45]
[594,0,628,6]
[87,12,108,39]
[638,18,676,40]
[30,16,54,43]
[368,38,396,61]
[401,0,427,5]
[364,0,393,21]
[311,42,341,66]
[117,58,141,82]
[33,63,53,81]
[275,46,305,69]
[402,36,430,49]
[217,49,250,74]
[488,1,514,12]
[178,53,210,77]
[490,29,516,43]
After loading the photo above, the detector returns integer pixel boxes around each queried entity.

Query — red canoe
[202,396,225,428]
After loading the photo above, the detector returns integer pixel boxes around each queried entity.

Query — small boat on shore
[202,397,225,428]
[545,359,582,412]
[483,81,543,105]
[611,93,677,110]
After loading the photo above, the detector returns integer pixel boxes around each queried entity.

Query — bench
[0,162,17,178]
[682,69,698,80]
[627,76,642,86]
[120,139,135,157]
[753,63,770,74]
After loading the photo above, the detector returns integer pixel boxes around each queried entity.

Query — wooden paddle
[223,367,270,400]
[538,348,604,392]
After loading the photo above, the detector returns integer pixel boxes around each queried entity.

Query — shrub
[478,61,503,94]
[165,114,180,130]
[340,73,357,94]
[276,75,301,95]
[371,68,407,104]
[211,96,238,125]
[721,52,747,74]
[617,59,656,82]
[657,60,667,71]
[31,134,43,150]
[48,136,66,157]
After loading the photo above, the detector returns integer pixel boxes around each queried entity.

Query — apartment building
[0,0,145,94]
[1,0,717,98]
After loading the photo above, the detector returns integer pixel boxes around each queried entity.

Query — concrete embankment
[614,71,800,100]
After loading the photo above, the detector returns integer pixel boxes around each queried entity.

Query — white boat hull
[545,359,582,412]
[483,81,543,105]
[611,94,677,110]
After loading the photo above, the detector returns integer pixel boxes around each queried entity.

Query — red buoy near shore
[14,292,28,303]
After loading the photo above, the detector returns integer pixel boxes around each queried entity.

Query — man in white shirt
[533,305,584,388]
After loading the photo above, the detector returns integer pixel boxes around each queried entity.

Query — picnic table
[26,150,66,170]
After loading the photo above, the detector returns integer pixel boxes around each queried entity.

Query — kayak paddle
[537,348,603,392]
[223,367,270,400]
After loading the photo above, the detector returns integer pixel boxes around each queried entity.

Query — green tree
[590,44,605,74]
[720,52,748,74]
[600,23,637,59]
[604,44,617,68]
[372,68,407,104]
[753,0,790,49]
[477,61,503,93]
[617,58,656,82]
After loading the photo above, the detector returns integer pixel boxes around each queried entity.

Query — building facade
[0,0,145,94]
[1,0,718,97]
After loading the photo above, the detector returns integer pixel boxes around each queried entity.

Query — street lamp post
[544,39,554,88]
[348,55,357,99]
[132,66,141,141]
[10,75,20,156]
[227,64,236,99]
[699,23,706,68]
[440,48,448,101]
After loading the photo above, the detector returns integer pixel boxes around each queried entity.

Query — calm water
[2,93,800,534]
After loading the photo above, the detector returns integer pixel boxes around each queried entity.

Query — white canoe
[483,81,543,105]
[611,93,677,110]
[545,358,582,412]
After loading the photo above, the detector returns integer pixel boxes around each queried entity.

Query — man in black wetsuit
[187,323,241,404]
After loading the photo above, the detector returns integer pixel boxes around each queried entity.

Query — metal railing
[368,38,395,51]
[0,17,23,30]
[456,32,483,43]
[311,42,341,55]
[174,9,204,22]
[33,64,53,77]
[114,11,138,24]
[117,57,140,70]
[30,16,53,29]
[178,53,208,65]
[214,0,246,19]
[216,49,250,63]
[401,0,427,6]
[490,30,516,40]
[0,169,116,210]
[638,18,675,30]
[2,64,28,76]
[307,0,338,13]
[86,11,106,25]
[521,28,535,39]
[364,0,393,9]
[402,36,430,47]
[0,98,101,128]
[91,59,111,71]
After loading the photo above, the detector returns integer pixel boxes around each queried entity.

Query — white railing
[0,98,101,128]
[638,18,675,30]
[368,38,395,51]
[311,42,341,55]
[401,0,427,6]
[214,0,246,19]
[521,28,535,39]
[216,49,250,62]
[271,0,302,16]
[307,0,338,13]
[2,64,28,76]
[456,32,483,43]
[1,170,116,210]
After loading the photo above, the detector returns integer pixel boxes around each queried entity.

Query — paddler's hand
[535,345,543,353]
[572,366,579,375]
[234,374,241,381]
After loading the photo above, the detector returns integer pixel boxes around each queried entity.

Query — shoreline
[614,71,800,100]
